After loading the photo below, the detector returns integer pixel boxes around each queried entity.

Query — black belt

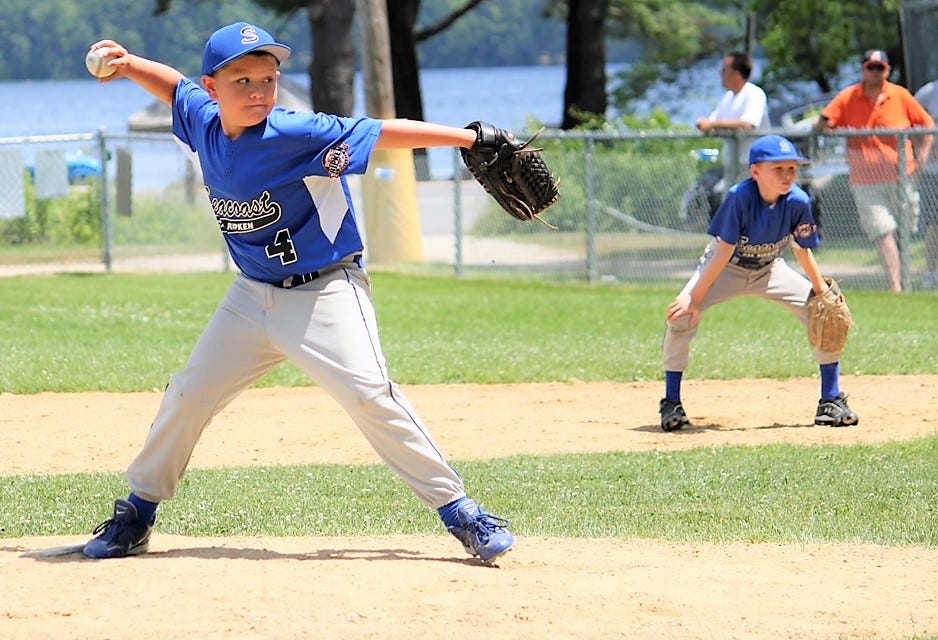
[729,256,776,271]
[273,255,362,289]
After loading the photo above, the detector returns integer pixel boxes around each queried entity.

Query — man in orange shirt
[816,50,933,292]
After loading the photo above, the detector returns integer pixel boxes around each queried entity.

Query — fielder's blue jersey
[171,78,382,283]
[707,178,820,269]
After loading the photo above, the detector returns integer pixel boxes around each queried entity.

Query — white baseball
[85,49,115,78]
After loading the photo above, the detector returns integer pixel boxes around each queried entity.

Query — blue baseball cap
[202,22,292,76]
[748,134,809,165]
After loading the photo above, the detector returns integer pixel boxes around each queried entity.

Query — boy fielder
[660,134,859,431]
[81,22,514,563]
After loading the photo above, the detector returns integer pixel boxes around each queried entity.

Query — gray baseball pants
[663,252,842,372]
[126,262,465,509]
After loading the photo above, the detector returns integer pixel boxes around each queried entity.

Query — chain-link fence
[0,131,226,277]
[1,127,936,292]
[0,132,105,265]
[439,127,938,292]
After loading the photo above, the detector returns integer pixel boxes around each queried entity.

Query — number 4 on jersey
[266,228,298,265]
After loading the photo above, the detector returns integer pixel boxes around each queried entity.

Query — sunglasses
[864,63,886,72]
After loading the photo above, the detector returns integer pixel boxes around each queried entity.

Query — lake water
[0,65,716,184]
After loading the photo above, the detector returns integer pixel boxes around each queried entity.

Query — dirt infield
[2,376,936,639]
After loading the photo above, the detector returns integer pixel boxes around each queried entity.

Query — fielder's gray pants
[662,252,842,372]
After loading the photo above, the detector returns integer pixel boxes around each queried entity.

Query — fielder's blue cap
[202,22,292,76]
[749,134,809,165]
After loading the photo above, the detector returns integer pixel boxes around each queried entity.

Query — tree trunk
[387,0,424,121]
[562,0,609,129]
[307,2,356,115]
[358,0,425,263]
[386,0,429,177]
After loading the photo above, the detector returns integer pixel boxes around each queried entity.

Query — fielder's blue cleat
[83,499,153,559]
[447,500,514,563]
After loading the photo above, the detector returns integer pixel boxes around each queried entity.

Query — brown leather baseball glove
[460,121,560,228]
[807,277,854,352]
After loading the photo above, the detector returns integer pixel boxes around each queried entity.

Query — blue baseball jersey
[707,178,820,269]
[171,78,382,283]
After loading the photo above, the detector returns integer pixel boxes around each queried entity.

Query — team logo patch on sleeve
[794,222,817,238]
[323,142,351,178]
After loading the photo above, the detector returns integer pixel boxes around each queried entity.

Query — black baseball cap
[862,49,889,65]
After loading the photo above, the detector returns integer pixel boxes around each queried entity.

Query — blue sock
[128,493,159,525]
[437,497,470,529]
[820,362,840,401]
[665,371,683,402]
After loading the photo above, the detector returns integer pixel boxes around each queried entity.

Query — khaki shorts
[850,182,920,239]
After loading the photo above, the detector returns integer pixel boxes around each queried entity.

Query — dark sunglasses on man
[861,49,889,73]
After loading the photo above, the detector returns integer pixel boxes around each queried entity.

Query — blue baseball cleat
[83,499,153,559]
[447,499,514,563]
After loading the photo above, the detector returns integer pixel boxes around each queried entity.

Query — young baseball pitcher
[659,134,859,431]
[81,22,514,563]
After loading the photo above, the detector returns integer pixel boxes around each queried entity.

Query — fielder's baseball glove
[806,277,854,352]
[461,121,560,228]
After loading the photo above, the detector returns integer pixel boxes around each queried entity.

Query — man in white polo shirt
[697,51,771,190]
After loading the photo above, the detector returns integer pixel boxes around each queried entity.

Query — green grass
[1,271,936,547]
[1,271,936,393]
[2,438,934,544]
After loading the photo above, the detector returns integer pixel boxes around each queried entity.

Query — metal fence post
[97,127,113,272]
[724,133,740,187]
[453,147,464,278]
[896,131,911,291]
[585,137,597,283]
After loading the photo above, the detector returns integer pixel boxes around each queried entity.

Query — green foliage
[605,0,740,107]
[473,111,702,233]
[604,0,908,112]
[0,0,310,80]
[0,178,101,246]
[0,0,572,80]
[0,182,219,250]
[2,437,935,545]
[417,0,567,67]
[752,0,904,94]
[111,195,219,248]
[0,0,914,122]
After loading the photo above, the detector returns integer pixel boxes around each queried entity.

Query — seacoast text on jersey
[209,190,283,234]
